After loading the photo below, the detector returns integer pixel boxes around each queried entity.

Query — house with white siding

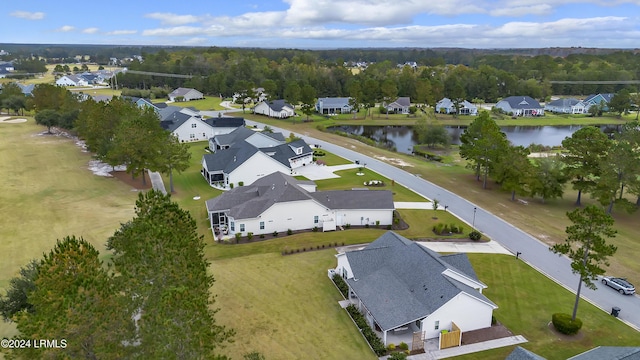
[168,87,204,102]
[384,97,411,114]
[333,231,497,347]
[205,172,394,237]
[160,109,244,142]
[544,98,587,114]
[435,98,478,115]
[254,99,295,118]
[316,97,353,115]
[208,126,285,153]
[495,96,544,116]
[55,74,88,87]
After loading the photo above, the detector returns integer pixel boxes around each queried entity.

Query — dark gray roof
[547,98,580,107]
[506,346,547,360]
[206,172,313,219]
[158,106,187,121]
[259,139,313,168]
[264,99,293,111]
[440,253,479,281]
[203,117,245,128]
[202,141,259,173]
[212,127,257,147]
[500,96,543,109]
[345,232,496,331]
[159,111,192,132]
[317,97,351,108]
[309,190,393,210]
[169,87,198,97]
[390,97,411,107]
[568,346,640,360]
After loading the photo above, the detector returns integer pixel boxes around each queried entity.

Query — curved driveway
[244,119,640,331]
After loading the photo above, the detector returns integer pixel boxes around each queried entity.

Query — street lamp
[472,207,477,229]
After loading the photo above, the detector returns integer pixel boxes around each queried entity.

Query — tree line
[459,112,640,213]
[0,191,235,359]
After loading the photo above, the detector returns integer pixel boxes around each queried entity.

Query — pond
[328,125,619,154]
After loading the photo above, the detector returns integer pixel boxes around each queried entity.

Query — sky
[2,0,640,49]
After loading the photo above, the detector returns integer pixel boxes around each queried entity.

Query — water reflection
[329,125,618,154]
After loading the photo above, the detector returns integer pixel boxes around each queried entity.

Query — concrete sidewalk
[418,241,513,255]
[147,170,167,195]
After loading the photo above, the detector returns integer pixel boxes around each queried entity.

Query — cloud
[10,11,45,20]
[55,25,75,32]
[491,4,554,16]
[106,30,138,35]
[145,12,201,26]
[82,27,99,34]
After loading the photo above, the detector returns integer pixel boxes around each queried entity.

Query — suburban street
[242,118,640,332]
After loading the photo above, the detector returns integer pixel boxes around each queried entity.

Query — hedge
[346,304,386,356]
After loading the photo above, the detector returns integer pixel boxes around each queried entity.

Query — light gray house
[385,97,411,114]
[435,98,478,115]
[168,87,204,102]
[544,98,587,114]
[316,97,353,114]
[205,172,394,237]
[495,96,544,117]
[334,232,497,346]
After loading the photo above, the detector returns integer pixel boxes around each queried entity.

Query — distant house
[333,231,497,346]
[435,98,478,115]
[495,96,544,116]
[385,97,411,114]
[544,98,587,114]
[201,129,312,188]
[253,99,295,118]
[316,97,352,115]
[16,83,35,96]
[56,75,88,87]
[582,93,615,112]
[168,87,204,102]
[205,172,394,237]
[232,87,267,104]
[160,109,244,142]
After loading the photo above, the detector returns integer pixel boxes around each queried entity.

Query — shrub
[312,226,318,232]
[398,342,409,351]
[375,220,380,228]
[272,231,278,237]
[259,234,265,239]
[442,224,450,233]
[346,304,386,356]
[552,313,583,335]
[287,228,293,235]
[238,181,244,186]
[247,232,253,241]
[365,224,370,228]
[345,223,351,229]
[332,274,349,298]
[388,352,407,360]
[469,230,482,241]
[235,233,241,243]
[387,343,396,351]
[387,225,392,230]
[229,183,234,189]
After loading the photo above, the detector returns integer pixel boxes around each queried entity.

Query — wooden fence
[439,322,462,349]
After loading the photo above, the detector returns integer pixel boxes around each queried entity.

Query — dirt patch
[373,155,414,167]
[110,170,152,191]
[461,321,514,345]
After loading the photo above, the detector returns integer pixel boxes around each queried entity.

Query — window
[314,215,319,224]
[259,221,264,230]
[434,321,439,330]
[191,123,197,128]
[189,133,196,139]
[240,224,245,232]
[230,222,235,232]
[203,132,206,137]
[415,320,421,329]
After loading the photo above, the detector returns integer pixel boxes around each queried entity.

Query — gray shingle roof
[158,106,187,121]
[309,189,393,210]
[583,93,615,104]
[202,141,259,173]
[568,346,640,360]
[259,139,313,168]
[159,111,192,132]
[500,96,543,109]
[203,117,245,128]
[263,99,293,111]
[317,97,351,108]
[390,97,411,107]
[506,346,547,360]
[169,87,196,97]
[345,232,496,331]
[547,98,580,107]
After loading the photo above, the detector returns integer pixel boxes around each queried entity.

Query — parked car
[601,276,636,295]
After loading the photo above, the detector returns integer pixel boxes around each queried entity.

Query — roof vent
[233,156,236,162]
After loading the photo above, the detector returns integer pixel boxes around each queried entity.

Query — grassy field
[172,96,225,111]
[0,117,138,342]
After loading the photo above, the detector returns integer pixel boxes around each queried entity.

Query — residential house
[55,74,89,87]
[316,97,353,115]
[253,99,295,118]
[158,106,199,121]
[435,98,478,115]
[495,96,544,116]
[0,61,14,72]
[0,68,9,78]
[384,97,411,114]
[168,87,204,102]
[160,109,245,142]
[333,231,497,346]
[205,172,394,237]
[582,93,615,112]
[232,87,267,104]
[208,126,285,153]
[544,98,587,114]
[201,134,312,188]
[16,83,35,96]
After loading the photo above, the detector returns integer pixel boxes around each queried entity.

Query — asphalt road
[244,119,640,332]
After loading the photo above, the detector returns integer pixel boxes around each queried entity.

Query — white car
[601,276,636,295]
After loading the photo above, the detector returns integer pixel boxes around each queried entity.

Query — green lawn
[0,118,138,342]
[395,209,472,240]
[171,96,225,111]
[314,168,425,202]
